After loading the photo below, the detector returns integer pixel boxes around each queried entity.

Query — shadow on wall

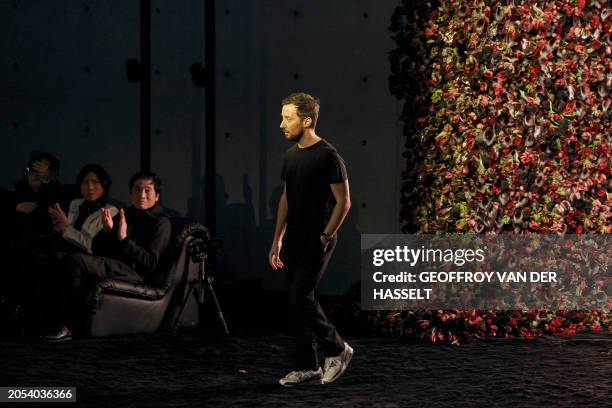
[211,172,362,296]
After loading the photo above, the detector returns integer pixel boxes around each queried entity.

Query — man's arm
[269,183,287,269]
[119,216,171,279]
[321,180,351,248]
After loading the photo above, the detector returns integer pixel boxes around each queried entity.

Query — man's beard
[287,128,304,142]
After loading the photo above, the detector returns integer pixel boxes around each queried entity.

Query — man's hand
[100,207,114,232]
[268,241,285,270]
[30,160,51,183]
[48,203,69,232]
[320,235,330,253]
[16,201,38,214]
[117,209,128,241]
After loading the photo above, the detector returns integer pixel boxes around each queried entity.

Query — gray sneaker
[279,367,323,387]
[322,342,353,384]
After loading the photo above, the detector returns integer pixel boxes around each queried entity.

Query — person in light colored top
[48,164,118,254]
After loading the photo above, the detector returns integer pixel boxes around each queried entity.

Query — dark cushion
[98,278,167,300]
[98,218,208,299]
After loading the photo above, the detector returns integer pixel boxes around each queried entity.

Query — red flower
[483,69,493,79]
[492,82,504,95]
[513,137,522,146]
[520,327,535,339]
[597,188,606,198]
[520,151,533,164]
[576,224,583,234]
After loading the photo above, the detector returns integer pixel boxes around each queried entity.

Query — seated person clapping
[47,164,118,254]
[44,172,171,341]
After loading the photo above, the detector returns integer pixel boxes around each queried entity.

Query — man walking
[269,92,353,386]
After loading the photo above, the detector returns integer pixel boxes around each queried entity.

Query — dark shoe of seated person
[42,326,72,343]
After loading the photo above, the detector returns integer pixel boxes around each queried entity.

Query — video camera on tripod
[173,224,228,334]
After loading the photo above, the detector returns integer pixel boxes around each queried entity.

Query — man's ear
[304,117,312,128]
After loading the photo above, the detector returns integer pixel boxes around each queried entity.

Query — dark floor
[1,325,610,408]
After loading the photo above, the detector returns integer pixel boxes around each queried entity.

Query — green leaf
[477,155,486,174]
[431,88,443,103]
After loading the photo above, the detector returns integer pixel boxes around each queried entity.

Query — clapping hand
[100,207,114,232]
[117,208,128,241]
[48,203,69,233]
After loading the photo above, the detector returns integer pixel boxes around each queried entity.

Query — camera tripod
[172,236,229,334]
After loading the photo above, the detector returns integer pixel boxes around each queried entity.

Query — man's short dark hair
[77,164,112,197]
[129,172,162,195]
[282,92,320,129]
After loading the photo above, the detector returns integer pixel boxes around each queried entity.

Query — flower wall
[379,0,611,342]
[389,0,610,234]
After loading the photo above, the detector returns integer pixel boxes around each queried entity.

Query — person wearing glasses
[11,151,67,238]
[0,151,76,319]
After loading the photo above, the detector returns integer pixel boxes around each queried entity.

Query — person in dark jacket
[44,172,171,342]
[0,151,77,316]
[10,151,75,239]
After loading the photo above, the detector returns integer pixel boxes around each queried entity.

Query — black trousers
[283,230,345,371]
[50,253,142,331]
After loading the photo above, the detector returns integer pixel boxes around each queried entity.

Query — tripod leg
[206,277,229,334]
[171,280,197,333]
[198,262,206,305]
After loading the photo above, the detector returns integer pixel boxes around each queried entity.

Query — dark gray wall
[1,1,402,295]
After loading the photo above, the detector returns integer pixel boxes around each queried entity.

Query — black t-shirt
[281,139,348,233]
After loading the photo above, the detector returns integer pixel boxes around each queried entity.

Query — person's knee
[62,254,88,288]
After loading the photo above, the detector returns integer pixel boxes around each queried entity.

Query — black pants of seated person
[53,253,143,335]
[9,237,83,334]
[283,230,345,372]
